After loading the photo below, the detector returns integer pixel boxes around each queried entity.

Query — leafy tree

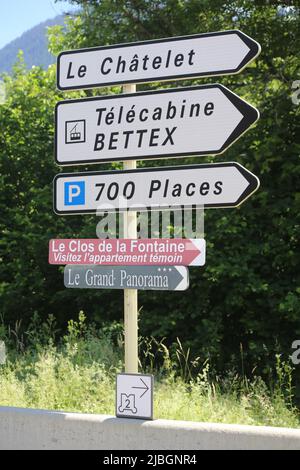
[0,58,122,332]
[50,0,300,379]
[0,1,299,392]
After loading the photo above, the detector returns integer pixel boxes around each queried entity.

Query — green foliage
[0,81,5,104]
[0,0,299,397]
[0,57,122,332]
[0,316,299,427]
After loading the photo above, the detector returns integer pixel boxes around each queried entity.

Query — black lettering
[96,108,106,126]
[174,53,184,67]
[78,65,87,78]
[165,50,171,68]
[163,179,169,198]
[149,128,160,147]
[200,182,210,196]
[166,101,176,119]
[136,129,148,147]
[188,49,195,65]
[123,130,134,149]
[123,182,135,199]
[109,132,118,150]
[116,56,126,74]
[172,184,182,197]
[94,133,105,151]
[101,57,112,75]
[67,62,75,79]
[186,183,196,196]
[142,55,149,70]
[129,54,139,72]
[95,183,105,201]
[180,100,186,118]
[190,103,201,118]
[107,182,119,200]
[126,106,136,123]
[204,102,214,116]
[117,106,124,124]
[153,107,162,121]
[152,56,162,69]
[162,127,177,146]
[213,181,223,195]
[139,109,149,122]
[149,180,161,198]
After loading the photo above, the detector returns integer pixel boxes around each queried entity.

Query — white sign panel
[116,373,153,420]
[55,84,259,165]
[53,162,260,214]
[57,30,261,90]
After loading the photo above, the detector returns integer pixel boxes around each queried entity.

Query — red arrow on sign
[48,239,206,267]
[182,239,204,266]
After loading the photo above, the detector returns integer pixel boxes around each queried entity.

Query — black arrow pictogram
[132,378,149,398]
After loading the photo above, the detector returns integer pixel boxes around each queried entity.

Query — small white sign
[116,373,153,420]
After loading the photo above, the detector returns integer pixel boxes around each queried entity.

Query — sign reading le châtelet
[54,162,260,214]
[57,30,261,90]
[49,239,206,267]
[64,265,189,291]
[55,84,259,165]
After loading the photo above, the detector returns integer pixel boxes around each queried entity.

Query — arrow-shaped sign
[54,162,259,215]
[132,378,149,398]
[55,84,259,166]
[49,239,206,267]
[64,265,189,291]
[57,30,260,91]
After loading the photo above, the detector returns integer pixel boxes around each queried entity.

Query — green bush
[0,1,299,393]
[0,314,299,427]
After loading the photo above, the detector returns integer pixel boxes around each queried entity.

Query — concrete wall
[0,406,300,450]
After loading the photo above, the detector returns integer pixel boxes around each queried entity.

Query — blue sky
[0,0,76,49]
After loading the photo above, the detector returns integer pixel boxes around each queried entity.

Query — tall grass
[0,313,299,428]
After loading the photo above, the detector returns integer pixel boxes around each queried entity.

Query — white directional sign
[53,162,259,214]
[57,30,261,91]
[116,373,153,420]
[64,265,189,291]
[55,84,259,165]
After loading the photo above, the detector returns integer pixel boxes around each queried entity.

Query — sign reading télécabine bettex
[57,30,260,90]
[49,239,206,267]
[55,84,259,166]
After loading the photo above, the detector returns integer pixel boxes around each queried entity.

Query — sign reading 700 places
[53,163,260,214]
[55,84,259,166]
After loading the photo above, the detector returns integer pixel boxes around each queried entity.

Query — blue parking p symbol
[64,181,85,206]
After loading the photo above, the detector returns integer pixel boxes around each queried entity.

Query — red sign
[49,239,205,266]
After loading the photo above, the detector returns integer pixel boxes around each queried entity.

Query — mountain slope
[0,16,65,74]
